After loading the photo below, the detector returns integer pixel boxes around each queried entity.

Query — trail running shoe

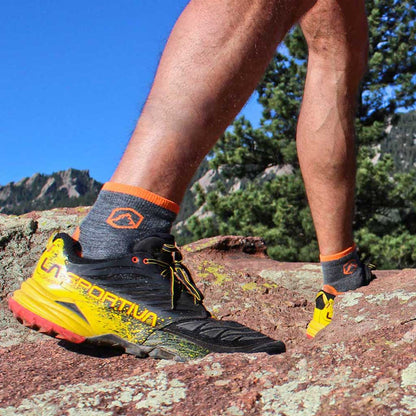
[306,264,376,338]
[9,233,285,360]
[306,290,335,339]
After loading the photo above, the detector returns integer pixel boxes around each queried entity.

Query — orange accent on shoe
[322,284,343,296]
[102,182,180,214]
[106,207,144,229]
[72,226,80,241]
[320,244,356,262]
[8,298,86,344]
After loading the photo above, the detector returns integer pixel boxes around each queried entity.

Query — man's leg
[10,0,317,359]
[113,0,316,202]
[297,0,368,258]
[298,0,374,337]
[79,0,317,259]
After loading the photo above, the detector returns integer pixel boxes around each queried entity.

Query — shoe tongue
[131,233,175,254]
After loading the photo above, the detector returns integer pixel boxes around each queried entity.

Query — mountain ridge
[0,168,102,215]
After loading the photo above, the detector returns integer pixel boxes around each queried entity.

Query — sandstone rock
[0,209,415,415]
[0,169,101,215]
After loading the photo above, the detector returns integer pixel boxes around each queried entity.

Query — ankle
[321,244,368,294]
[78,182,179,259]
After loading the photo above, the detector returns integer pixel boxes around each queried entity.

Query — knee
[300,0,368,81]
[307,37,368,85]
[305,32,368,81]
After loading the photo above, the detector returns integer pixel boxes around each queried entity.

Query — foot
[306,290,335,339]
[9,233,285,360]
[306,264,376,338]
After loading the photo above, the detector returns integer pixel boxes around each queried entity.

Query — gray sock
[321,247,370,294]
[77,182,179,259]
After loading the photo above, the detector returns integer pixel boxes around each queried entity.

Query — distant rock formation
[0,169,102,215]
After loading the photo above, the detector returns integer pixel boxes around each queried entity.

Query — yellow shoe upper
[306,290,335,338]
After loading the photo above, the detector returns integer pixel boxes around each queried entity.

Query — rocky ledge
[0,209,415,415]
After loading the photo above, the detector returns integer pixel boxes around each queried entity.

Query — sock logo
[343,259,358,275]
[106,207,144,229]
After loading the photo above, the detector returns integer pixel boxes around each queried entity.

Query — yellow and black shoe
[9,233,285,360]
[306,290,335,339]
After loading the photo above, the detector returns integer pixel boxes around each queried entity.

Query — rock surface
[1,209,415,416]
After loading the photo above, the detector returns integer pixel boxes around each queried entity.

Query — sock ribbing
[320,244,356,262]
[102,182,180,214]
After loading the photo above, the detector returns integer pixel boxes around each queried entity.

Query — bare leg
[297,0,368,256]
[112,0,316,203]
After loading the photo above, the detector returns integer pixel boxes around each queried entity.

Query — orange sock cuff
[102,182,180,214]
[72,226,80,241]
[320,244,356,262]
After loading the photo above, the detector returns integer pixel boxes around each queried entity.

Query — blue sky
[0,0,262,185]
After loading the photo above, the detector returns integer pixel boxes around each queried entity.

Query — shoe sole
[8,297,192,361]
[306,319,328,339]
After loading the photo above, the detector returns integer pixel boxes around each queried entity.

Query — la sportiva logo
[106,207,144,229]
[343,259,358,275]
